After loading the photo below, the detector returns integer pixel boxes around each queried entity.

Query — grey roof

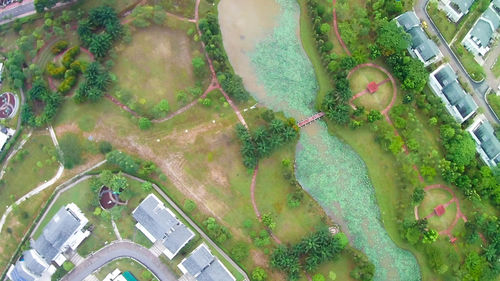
[408,27,427,48]
[133,195,194,257]
[22,250,46,276]
[494,0,500,10]
[197,260,235,281]
[397,11,420,32]
[455,95,478,118]
[435,65,457,87]
[162,225,194,255]
[415,39,440,61]
[451,0,475,13]
[474,121,495,142]
[470,7,500,47]
[181,245,214,276]
[481,137,500,159]
[8,262,36,281]
[443,82,466,105]
[33,206,81,263]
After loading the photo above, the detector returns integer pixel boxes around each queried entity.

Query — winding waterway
[218,0,421,280]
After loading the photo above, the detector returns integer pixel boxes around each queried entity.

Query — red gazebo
[367,81,379,94]
[434,205,445,217]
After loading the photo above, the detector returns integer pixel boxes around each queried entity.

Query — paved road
[0,1,35,24]
[61,241,177,281]
[415,0,499,124]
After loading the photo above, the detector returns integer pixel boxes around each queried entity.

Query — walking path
[111,219,122,240]
[61,241,176,281]
[349,78,391,101]
[331,0,350,56]
[0,127,64,233]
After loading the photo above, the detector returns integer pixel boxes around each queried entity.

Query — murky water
[218,0,421,280]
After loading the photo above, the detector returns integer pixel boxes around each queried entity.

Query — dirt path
[332,0,350,56]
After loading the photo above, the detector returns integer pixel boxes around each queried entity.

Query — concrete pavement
[61,241,177,281]
[415,0,499,124]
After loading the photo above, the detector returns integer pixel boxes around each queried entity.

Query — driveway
[0,0,35,24]
[61,241,177,281]
[415,0,499,124]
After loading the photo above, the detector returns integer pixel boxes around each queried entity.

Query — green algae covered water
[218,0,421,280]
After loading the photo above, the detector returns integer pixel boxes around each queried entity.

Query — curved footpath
[61,241,176,281]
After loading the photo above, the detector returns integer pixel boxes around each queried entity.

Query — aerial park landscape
[0,0,497,281]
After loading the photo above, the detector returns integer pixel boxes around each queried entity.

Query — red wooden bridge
[297,112,325,128]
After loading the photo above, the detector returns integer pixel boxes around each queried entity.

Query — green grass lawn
[93,258,158,281]
[111,24,208,117]
[487,93,500,118]
[452,42,485,81]
[492,59,500,78]
[426,1,457,42]
[0,133,58,212]
[33,179,116,257]
[348,66,393,112]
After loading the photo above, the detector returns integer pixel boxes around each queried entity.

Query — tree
[192,56,206,78]
[184,199,196,213]
[328,271,337,280]
[319,23,331,34]
[422,229,439,244]
[312,274,325,281]
[62,261,74,272]
[412,188,425,205]
[446,134,476,167]
[251,267,267,281]
[261,213,276,229]
[98,141,113,154]
[141,181,153,192]
[376,20,410,56]
[138,117,152,130]
[367,110,382,123]
[152,99,170,118]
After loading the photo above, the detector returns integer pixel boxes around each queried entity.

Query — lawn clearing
[452,42,485,81]
[0,133,58,213]
[487,93,500,117]
[349,66,393,112]
[418,188,453,219]
[93,258,158,281]
[111,24,207,117]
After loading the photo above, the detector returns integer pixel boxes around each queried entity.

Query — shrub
[59,133,83,169]
[138,117,152,130]
[62,46,80,68]
[98,141,112,154]
[46,62,66,79]
[51,40,68,55]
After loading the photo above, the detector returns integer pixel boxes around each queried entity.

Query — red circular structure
[0,92,18,119]
[99,186,120,210]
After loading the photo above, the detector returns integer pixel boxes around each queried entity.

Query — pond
[219,0,421,280]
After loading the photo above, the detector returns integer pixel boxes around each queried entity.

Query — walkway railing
[297,112,325,127]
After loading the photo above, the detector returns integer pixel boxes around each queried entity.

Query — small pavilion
[367,81,379,94]
[434,205,445,216]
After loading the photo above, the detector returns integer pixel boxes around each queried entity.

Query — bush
[98,141,112,154]
[51,40,68,55]
[138,117,152,130]
[184,199,196,213]
[62,46,80,68]
[46,62,66,79]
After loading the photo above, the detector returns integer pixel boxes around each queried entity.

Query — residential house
[396,11,443,66]
[462,0,500,56]
[429,63,478,123]
[467,114,500,167]
[178,243,236,281]
[440,0,475,22]
[132,194,195,259]
[7,203,90,281]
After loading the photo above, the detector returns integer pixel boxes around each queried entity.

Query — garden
[93,258,158,281]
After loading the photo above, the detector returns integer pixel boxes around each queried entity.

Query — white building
[132,194,194,260]
[429,63,478,123]
[467,114,500,167]
[7,203,90,281]
[462,0,500,56]
[178,243,236,281]
[395,11,443,66]
[439,0,475,22]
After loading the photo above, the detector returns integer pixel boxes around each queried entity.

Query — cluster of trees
[74,62,111,103]
[21,78,62,127]
[106,150,140,175]
[349,248,375,281]
[4,50,26,89]
[77,6,123,58]
[199,13,249,102]
[34,0,70,13]
[203,217,232,244]
[47,45,84,94]
[131,5,167,28]
[270,228,348,280]
[235,118,298,169]
[322,72,352,125]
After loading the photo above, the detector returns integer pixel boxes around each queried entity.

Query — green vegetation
[452,43,485,81]
[93,258,158,281]
[487,93,500,117]
[492,59,500,78]
[58,133,83,169]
